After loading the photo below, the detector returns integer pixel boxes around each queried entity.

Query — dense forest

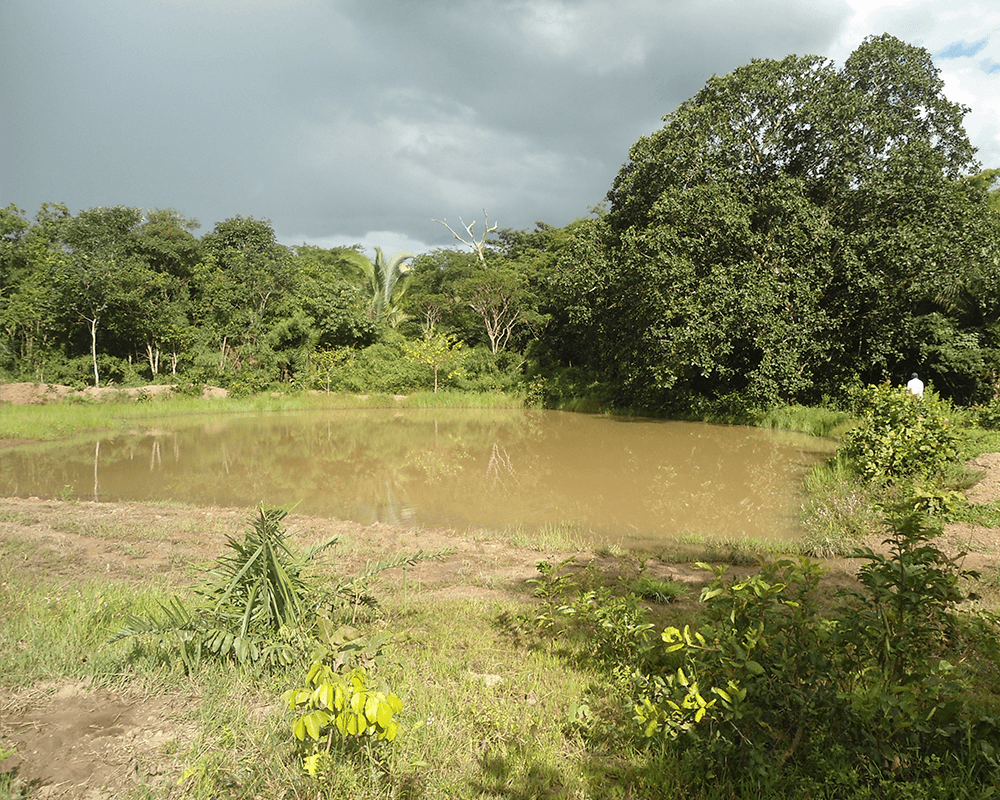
[3,34,1000,412]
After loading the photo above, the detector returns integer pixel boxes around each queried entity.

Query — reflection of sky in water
[0,410,834,547]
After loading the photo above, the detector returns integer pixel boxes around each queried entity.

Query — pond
[0,408,834,549]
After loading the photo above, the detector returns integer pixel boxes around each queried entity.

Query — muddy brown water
[0,408,833,548]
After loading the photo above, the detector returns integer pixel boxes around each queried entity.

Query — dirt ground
[2,383,1000,798]
[0,382,228,406]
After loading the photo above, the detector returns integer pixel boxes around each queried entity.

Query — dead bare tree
[432,210,497,266]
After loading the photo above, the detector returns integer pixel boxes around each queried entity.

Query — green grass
[0,528,606,799]
[630,575,689,603]
[0,389,527,442]
[961,427,1000,460]
[756,404,852,438]
[946,499,1000,529]
[505,521,590,552]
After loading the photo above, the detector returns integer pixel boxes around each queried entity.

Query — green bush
[629,513,1000,789]
[972,397,1000,430]
[635,557,834,768]
[317,342,423,394]
[840,383,961,483]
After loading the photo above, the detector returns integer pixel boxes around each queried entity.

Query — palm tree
[344,247,415,326]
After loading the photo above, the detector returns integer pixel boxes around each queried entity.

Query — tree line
[3,34,1000,410]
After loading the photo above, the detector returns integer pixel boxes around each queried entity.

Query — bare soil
[2,382,1000,798]
[0,382,228,406]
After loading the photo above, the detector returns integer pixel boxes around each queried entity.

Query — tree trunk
[146,343,160,377]
[87,315,100,388]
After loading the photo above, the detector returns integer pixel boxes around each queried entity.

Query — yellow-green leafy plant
[285,663,402,743]
[284,661,403,783]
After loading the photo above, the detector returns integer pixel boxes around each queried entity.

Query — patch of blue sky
[981,58,1000,74]
[937,36,989,59]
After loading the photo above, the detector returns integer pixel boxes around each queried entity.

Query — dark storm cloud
[0,0,914,254]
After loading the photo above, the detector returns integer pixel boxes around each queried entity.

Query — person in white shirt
[907,372,924,398]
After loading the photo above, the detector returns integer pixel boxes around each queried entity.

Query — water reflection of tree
[644,428,827,538]
[405,450,464,485]
[485,441,518,492]
[0,411,830,543]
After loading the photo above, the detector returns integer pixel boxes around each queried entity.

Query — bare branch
[432,210,497,267]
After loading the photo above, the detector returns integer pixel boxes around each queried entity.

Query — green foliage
[972,396,1000,430]
[631,574,689,604]
[111,505,442,671]
[563,588,657,671]
[757,404,851,438]
[840,383,962,483]
[341,246,415,327]
[520,558,664,690]
[280,621,407,789]
[842,511,979,683]
[401,328,466,392]
[198,506,331,637]
[637,559,834,760]
[310,341,423,394]
[625,515,1000,788]
[310,347,353,393]
[285,664,402,745]
[907,483,964,517]
[801,460,884,557]
[0,745,28,800]
[567,35,1000,410]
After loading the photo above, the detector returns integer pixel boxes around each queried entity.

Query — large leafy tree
[592,35,999,408]
[289,245,376,349]
[0,204,34,370]
[402,249,481,343]
[129,210,201,376]
[193,216,296,380]
[54,205,155,386]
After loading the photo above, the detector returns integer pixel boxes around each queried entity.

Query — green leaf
[376,698,393,728]
[745,660,765,676]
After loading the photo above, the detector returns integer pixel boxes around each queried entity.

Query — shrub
[972,396,1000,430]
[630,513,1000,788]
[840,383,961,483]
[112,505,443,671]
[635,557,834,767]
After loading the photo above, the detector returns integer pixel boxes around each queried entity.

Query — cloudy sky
[3,1,999,256]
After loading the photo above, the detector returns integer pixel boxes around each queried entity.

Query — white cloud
[508,0,651,74]
[828,1,1000,167]
[279,230,432,258]
[290,85,601,242]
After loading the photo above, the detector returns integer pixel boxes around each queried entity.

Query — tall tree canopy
[584,35,1000,408]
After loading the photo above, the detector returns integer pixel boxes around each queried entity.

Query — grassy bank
[0,389,527,442]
